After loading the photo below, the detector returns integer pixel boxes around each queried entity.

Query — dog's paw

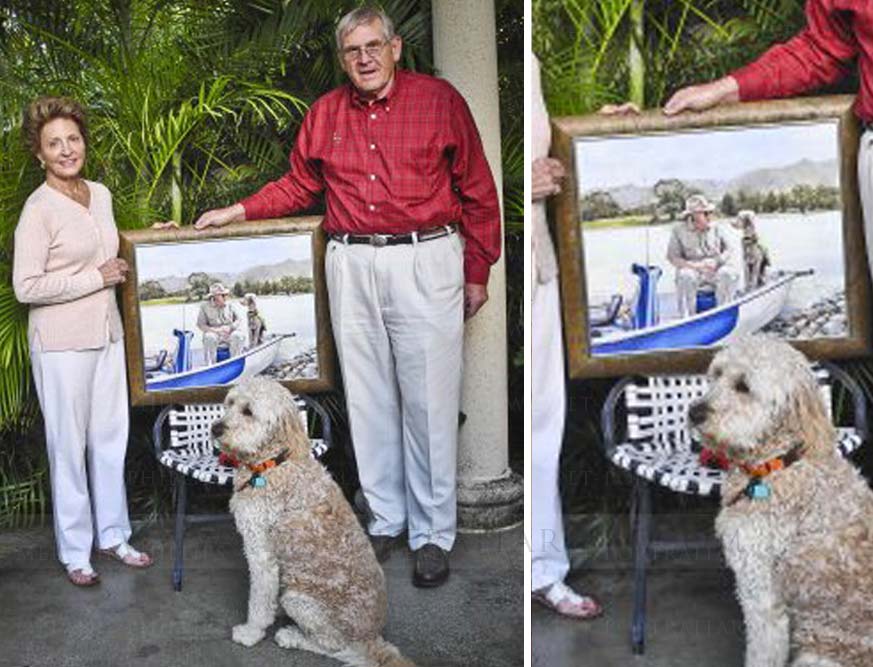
[232,623,265,647]
[274,626,304,650]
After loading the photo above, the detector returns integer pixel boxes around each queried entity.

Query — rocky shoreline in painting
[763,291,847,339]
[264,346,318,380]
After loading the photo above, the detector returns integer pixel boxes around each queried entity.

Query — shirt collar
[350,68,404,108]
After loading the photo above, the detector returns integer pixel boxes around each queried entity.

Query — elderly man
[197,282,246,365]
[192,6,501,587]
[666,195,739,318]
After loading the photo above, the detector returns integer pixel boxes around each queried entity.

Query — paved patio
[533,538,745,667]
[0,521,523,667]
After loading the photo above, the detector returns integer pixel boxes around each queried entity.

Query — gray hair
[335,6,395,51]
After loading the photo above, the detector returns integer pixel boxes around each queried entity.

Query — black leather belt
[330,223,457,247]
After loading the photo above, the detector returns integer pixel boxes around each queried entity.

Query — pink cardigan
[13,181,124,352]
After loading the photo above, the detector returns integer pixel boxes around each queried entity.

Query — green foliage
[0,1,524,520]
[533,0,809,116]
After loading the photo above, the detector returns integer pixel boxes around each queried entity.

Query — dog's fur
[242,295,265,346]
[689,336,873,667]
[213,377,414,667]
[734,215,769,289]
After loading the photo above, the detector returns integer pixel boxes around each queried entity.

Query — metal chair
[599,361,867,654]
[152,394,332,591]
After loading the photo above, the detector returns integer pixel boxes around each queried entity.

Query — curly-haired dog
[212,377,415,667]
[689,336,873,667]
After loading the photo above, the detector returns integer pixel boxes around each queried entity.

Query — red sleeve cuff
[464,258,490,286]
[238,194,266,222]
[730,65,766,102]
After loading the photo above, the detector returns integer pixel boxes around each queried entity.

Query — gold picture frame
[118,217,335,405]
[551,95,871,379]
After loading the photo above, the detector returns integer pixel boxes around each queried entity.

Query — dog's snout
[212,421,225,438]
[688,401,710,426]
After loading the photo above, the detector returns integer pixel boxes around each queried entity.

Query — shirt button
[369,143,376,150]
[368,204,376,211]
[370,113,377,120]
[369,174,376,181]
[385,106,390,112]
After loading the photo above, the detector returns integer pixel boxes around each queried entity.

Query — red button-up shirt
[731,0,873,121]
[239,69,501,285]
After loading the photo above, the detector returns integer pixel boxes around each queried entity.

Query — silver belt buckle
[371,234,388,247]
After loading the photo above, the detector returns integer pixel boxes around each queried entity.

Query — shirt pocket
[392,144,439,200]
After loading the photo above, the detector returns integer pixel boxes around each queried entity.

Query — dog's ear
[790,375,835,459]
[276,405,311,460]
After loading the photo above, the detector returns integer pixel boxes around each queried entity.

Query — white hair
[335,6,395,51]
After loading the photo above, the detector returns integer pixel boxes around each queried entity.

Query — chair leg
[172,473,188,592]
[631,479,652,654]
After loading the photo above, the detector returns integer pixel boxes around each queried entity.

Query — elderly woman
[531,56,602,620]
[12,96,152,586]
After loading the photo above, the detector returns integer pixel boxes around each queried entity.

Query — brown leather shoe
[369,532,406,563]
[412,544,449,588]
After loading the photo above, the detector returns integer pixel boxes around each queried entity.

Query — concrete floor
[533,556,745,667]
[0,521,523,667]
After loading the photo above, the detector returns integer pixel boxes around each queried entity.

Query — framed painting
[551,95,871,378]
[118,217,335,405]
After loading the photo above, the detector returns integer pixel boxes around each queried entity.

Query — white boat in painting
[590,264,812,356]
[145,329,294,391]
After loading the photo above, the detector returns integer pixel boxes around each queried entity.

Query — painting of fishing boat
[549,97,872,378]
[119,218,336,405]
[145,330,295,391]
[590,266,812,356]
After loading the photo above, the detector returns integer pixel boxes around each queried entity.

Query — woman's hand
[151,221,179,230]
[98,258,129,287]
[532,158,566,202]
[599,102,641,116]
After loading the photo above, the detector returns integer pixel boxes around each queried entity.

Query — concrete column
[432,0,522,530]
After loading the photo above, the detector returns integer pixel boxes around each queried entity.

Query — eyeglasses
[341,39,389,62]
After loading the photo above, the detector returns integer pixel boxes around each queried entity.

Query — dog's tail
[334,636,416,667]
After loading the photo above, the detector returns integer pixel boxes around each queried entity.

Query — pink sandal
[97,542,153,568]
[533,581,603,620]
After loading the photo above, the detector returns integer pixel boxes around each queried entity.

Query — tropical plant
[0,0,523,520]
[533,0,808,116]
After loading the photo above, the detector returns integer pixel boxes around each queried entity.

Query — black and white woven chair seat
[603,364,866,499]
[154,401,329,487]
[610,427,863,498]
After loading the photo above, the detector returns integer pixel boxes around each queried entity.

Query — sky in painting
[574,120,839,192]
[136,233,311,281]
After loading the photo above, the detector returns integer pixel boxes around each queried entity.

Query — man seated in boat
[197,282,246,365]
[666,194,740,318]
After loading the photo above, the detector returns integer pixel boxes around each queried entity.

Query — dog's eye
[712,367,722,379]
[242,406,253,417]
[735,378,750,394]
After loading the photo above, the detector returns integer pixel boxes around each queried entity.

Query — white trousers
[858,129,873,288]
[325,233,465,551]
[203,329,246,364]
[675,266,739,318]
[30,338,132,568]
[531,278,570,591]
